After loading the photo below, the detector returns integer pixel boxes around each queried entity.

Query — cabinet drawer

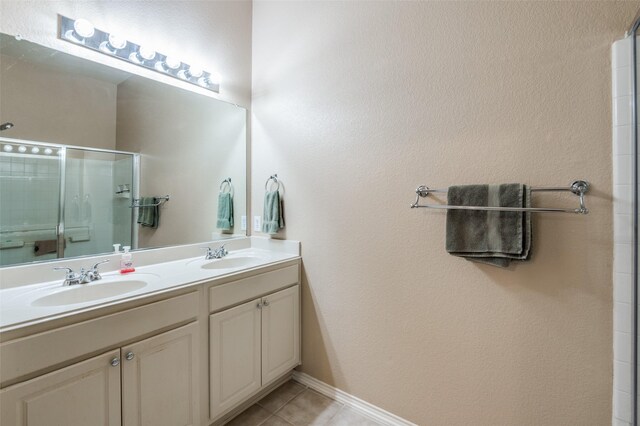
[209,265,299,312]
[0,291,198,387]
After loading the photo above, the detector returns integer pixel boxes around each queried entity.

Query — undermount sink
[198,256,263,270]
[31,274,158,307]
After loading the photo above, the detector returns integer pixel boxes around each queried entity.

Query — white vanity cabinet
[121,322,199,426]
[208,265,301,421]
[0,322,199,426]
[0,293,200,426]
[0,349,122,426]
[0,256,302,426]
[261,286,301,384]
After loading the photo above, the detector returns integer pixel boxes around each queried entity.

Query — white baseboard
[292,371,417,426]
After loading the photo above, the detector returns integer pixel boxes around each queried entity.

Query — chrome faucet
[203,244,228,260]
[54,259,110,286]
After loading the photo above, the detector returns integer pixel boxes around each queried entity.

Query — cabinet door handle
[263,300,270,307]
[125,351,135,361]
[257,302,263,309]
[110,357,120,367]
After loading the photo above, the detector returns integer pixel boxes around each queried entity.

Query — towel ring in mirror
[220,178,232,194]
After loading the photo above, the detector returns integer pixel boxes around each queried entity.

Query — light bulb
[165,56,181,70]
[139,46,156,61]
[44,148,53,155]
[18,146,27,153]
[155,56,181,72]
[100,34,127,54]
[31,147,40,154]
[198,73,220,88]
[65,19,95,43]
[178,65,204,80]
[74,19,95,38]
[129,46,156,63]
[208,73,221,86]
[3,145,13,152]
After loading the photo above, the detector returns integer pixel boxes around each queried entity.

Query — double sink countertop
[0,237,300,332]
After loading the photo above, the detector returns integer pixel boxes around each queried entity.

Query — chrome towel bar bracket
[410,180,589,214]
[129,195,170,208]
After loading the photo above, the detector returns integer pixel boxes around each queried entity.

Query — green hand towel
[216,192,234,230]
[262,190,284,234]
[137,197,159,229]
[445,184,531,268]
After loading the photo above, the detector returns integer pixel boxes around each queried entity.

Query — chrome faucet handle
[213,244,228,258]
[90,259,110,270]
[201,247,214,259]
[87,259,110,281]
[53,267,83,286]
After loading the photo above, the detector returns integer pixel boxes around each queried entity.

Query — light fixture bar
[58,15,220,93]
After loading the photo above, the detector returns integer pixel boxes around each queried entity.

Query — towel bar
[410,180,589,214]
[129,195,170,208]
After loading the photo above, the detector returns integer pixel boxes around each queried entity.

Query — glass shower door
[0,141,62,266]
[63,148,134,259]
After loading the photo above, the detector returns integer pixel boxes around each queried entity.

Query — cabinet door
[262,285,300,384]
[0,349,121,426]
[122,322,199,426]
[209,298,262,420]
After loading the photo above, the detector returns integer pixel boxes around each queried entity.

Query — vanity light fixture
[44,148,53,155]
[2,145,13,152]
[59,15,220,93]
[31,147,40,154]
[17,146,27,153]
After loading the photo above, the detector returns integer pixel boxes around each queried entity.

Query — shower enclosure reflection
[0,139,136,267]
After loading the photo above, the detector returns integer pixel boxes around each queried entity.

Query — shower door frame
[0,136,140,263]
[627,11,640,425]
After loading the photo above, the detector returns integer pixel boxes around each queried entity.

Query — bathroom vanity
[0,237,301,426]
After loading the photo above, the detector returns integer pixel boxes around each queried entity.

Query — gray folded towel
[446,184,531,267]
[216,192,234,230]
[137,197,159,229]
[262,190,284,234]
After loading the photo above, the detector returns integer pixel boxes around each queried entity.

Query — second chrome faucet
[203,245,228,260]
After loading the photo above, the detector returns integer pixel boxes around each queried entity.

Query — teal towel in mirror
[216,192,234,230]
[445,184,531,268]
[262,190,284,234]
[137,197,159,229]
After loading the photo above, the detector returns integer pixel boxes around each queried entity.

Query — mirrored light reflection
[1,145,57,156]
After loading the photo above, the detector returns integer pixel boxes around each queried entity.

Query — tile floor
[225,380,382,426]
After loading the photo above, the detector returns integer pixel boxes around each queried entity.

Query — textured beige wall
[0,52,117,149]
[251,2,639,425]
[116,76,247,248]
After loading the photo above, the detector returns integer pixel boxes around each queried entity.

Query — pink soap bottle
[120,246,136,274]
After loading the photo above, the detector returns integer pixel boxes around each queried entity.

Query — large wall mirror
[0,33,247,267]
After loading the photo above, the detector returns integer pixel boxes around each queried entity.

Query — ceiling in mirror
[0,33,247,268]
